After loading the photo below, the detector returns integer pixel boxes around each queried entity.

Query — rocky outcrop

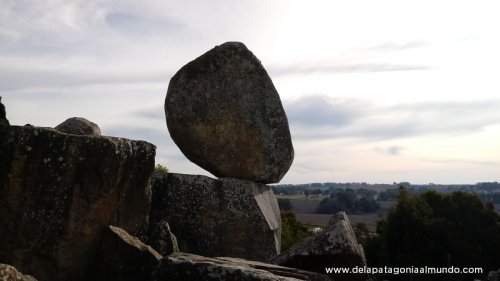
[148,172,281,261]
[0,125,155,281]
[0,264,38,281]
[0,96,9,126]
[92,226,162,281]
[489,269,500,281]
[158,252,330,281]
[146,221,179,256]
[272,212,367,281]
[55,117,101,136]
[165,41,294,184]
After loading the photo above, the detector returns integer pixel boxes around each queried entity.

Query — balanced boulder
[55,117,101,136]
[165,42,294,184]
[148,172,281,261]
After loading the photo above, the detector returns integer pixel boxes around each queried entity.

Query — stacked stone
[153,42,294,261]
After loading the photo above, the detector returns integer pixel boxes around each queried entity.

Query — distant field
[295,213,382,232]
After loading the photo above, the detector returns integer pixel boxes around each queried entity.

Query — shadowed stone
[0,264,38,281]
[165,41,293,184]
[148,172,281,261]
[92,226,162,281]
[0,126,155,281]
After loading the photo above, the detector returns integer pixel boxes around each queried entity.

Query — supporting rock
[148,172,281,261]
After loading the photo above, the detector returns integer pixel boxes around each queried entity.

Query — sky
[1,0,499,184]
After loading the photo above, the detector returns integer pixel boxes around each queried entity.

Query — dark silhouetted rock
[165,41,294,184]
[489,269,500,281]
[272,212,367,281]
[158,252,330,281]
[55,117,101,136]
[93,226,161,281]
[146,221,179,256]
[0,125,155,281]
[0,264,38,281]
[148,172,281,261]
[0,96,9,126]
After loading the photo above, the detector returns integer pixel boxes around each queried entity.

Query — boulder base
[165,41,294,184]
[148,173,281,261]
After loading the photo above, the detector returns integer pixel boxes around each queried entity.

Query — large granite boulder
[0,126,155,281]
[148,172,281,261]
[92,226,162,281]
[158,252,330,281]
[165,42,294,184]
[0,264,38,281]
[55,117,101,136]
[272,212,367,281]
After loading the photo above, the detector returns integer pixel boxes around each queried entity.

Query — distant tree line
[316,188,380,214]
[363,188,500,281]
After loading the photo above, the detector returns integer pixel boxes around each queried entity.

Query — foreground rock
[159,252,330,281]
[272,212,367,281]
[165,41,294,184]
[148,172,281,261]
[146,221,179,256]
[0,264,38,281]
[0,126,155,281]
[92,226,162,281]
[55,117,101,136]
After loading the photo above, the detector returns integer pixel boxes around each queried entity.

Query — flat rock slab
[158,252,330,281]
[165,41,294,184]
[0,126,155,281]
[148,172,281,261]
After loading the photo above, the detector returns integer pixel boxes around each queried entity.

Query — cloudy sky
[2,0,499,184]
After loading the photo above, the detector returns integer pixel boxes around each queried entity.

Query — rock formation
[55,117,101,136]
[272,212,367,281]
[0,125,155,281]
[0,96,9,126]
[146,221,179,256]
[165,41,293,184]
[92,226,162,281]
[148,172,281,261]
[0,264,38,281]
[158,252,330,281]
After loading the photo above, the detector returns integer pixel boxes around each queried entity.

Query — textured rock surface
[146,221,179,256]
[165,41,293,184]
[158,252,330,281]
[92,226,161,281]
[0,264,38,281]
[55,117,101,136]
[148,172,281,261]
[0,126,155,281]
[272,212,367,281]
